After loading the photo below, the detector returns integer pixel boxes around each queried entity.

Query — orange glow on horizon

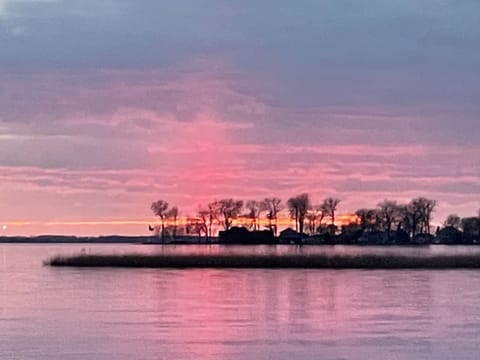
[2,221,33,227]
[338,214,361,226]
[3,214,361,230]
[2,213,361,237]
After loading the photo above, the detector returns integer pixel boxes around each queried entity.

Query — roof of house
[279,228,299,235]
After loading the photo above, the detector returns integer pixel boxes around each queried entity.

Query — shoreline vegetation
[47,253,480,269]
[150,196,480,245]
[3,196,478,245]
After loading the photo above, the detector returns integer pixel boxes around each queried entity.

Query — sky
[0,0,479,236]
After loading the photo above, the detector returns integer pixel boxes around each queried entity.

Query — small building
[279,228,307,244]
[219,227,275,244]
[436,226,463,244]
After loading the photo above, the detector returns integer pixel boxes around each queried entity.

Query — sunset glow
[0,1,479,236]
[3,3,480,360]
[2,213,361,237]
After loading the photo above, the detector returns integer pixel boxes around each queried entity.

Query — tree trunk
[161,218,165,244]
[173,216,177,237]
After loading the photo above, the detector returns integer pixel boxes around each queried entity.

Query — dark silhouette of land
[4,195,479,245]
[47,253,480,269]
[0,235,153,244]
[150,194,480,245]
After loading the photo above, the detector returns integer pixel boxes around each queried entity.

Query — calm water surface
[2,244,480,359]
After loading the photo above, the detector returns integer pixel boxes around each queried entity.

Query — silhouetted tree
[197,207,211,242]
[262,197,282,236]
[444,214,461,229]
[287,193,310,233]
[166,206,179,237]
[186,217,206,243]
[151,200,169,242]
[401,197,436,238]
[306,205,324,235]
[213,199,244,231]
[207,202,217,237]
[377,200,403,235]
[245,200,264,231]
[355,208,379,231]
[417,197,436,234]
[321,197,341,225]
[401,204,421,238]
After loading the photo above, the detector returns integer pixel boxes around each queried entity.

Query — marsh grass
[46,253,480,269]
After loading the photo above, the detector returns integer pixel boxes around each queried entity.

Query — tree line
[150,194,479,243]
[151,197,282,242]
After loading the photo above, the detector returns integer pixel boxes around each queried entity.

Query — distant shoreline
[0,235,224,244]
[0,235,154,244]
[1,235,480,245]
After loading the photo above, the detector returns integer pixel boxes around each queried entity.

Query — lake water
[2,244,480,359]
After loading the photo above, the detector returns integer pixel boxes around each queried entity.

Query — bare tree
[355,208,379,231]
[287,193,310,234]
[213,199,244,231]
[262,197,282,236]
[207,202,217,237]
[186,217,206,242]
[401,204,421,238]
[420,198,436,234]
[401,197,436,237]
[166,206,179,238]
[355,208,370,230]
[444,214,461,229]
[413,197,436,234]
[321,197,341,225]
[377,200,402,235]
[306,205,324,235]
[197,207,211,242]
[245,200,264,231]
[151,200,169,242]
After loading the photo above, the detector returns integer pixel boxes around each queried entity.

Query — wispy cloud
[1,1,479,235]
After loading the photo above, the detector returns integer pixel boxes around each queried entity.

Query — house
[436,226,463,244]
[219,227,275,244]
[279,228,307,244]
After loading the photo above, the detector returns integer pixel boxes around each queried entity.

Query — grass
[46,253,480,269]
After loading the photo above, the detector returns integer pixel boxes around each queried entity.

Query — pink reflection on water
[2,244,480,359]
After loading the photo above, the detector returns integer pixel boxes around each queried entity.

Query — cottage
[219,227,275,244]
[279,228,307,244]
[436,226,463,244]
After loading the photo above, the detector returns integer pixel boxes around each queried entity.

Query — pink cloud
[0,64,479,235]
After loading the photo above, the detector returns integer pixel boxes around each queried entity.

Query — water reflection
[2,244,480,359]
